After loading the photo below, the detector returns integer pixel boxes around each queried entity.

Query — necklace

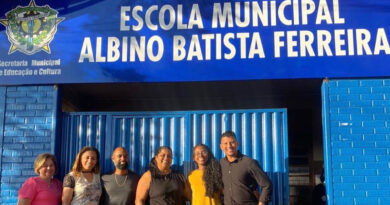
[114,174,128,187]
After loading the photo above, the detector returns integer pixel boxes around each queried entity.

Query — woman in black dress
[135,146,190,205]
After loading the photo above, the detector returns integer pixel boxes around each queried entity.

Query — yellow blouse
[188,169,221,205]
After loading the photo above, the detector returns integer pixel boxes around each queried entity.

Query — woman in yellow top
[188,144,223,205]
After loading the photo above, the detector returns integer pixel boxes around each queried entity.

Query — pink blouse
[18,176,62,205]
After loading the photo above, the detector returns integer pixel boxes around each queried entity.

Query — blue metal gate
[61,109,289,205]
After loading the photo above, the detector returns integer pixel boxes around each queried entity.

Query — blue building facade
[0,86,59,204]
[1,0,390,204]
[322,79,390,205]
[0,79,389,204]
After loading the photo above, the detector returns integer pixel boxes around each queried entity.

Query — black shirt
[149,171,187,205]
[220,152,272,205]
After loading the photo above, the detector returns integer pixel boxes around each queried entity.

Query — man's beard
[114,161,128,170]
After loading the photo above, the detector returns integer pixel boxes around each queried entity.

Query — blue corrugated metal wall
[61,109,289,205]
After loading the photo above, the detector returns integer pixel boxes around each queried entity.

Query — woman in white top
[62,146,102,205]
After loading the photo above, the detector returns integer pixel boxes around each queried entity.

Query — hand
[258,202,266,205]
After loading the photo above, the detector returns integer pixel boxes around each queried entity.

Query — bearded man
[100,147,140,205]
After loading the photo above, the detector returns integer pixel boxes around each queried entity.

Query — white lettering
[79,37,94,62]
[278,0,292,26]
[120,7,130,31]
[316,0,332,24]
[301,0,315,25]
[300,30,315,57]
[96,37,106,62]
[159,5,175,30]
[132,6,144,31]
[188,4,204,29]
[107,37,120,62]
[333,0,345,24]
[317,30,333,56]
[145,5,158,30]
[287,31,298,57]
[356,29,372,55]
[248,32,265,58]
[274,31,285,58]
[374,28,390,55]
[147,36,164,62]
[130,36,146,62]
[334,29,346,56]
[235,2,250,27]
[212,3,233,28]
[173,35,186,61]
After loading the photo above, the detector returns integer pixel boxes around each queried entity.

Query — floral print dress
[63,172,102,205]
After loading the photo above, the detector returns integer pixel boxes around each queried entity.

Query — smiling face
[155,148,173,171]
[38,158,56,179]
[193,145,209,167]
[112,147,129,170]
[220,136,239,158]
[81,150,97,171]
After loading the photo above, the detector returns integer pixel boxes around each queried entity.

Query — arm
[18,177,36,205]
[135,171,151,205]
[17,198,32,205]
[253,191,266,205]
[184,178,192,201]
[99,176,107,205]
[249,160,272,204]
[62,174,76,205]
[62,187,74,205]
[131,174,141,203]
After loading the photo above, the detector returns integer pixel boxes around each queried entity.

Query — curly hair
[193,144,223,197]
[149,146,173,178]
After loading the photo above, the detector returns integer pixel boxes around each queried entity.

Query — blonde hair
[71,146,100,177]
[34,153,57,174]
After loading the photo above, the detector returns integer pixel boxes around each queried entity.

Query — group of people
[18,131,273,205]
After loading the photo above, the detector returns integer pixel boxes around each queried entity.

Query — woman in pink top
[18,153,62,205]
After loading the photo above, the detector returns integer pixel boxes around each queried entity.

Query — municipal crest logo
[0,0,64,55]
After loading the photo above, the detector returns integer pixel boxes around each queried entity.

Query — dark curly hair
[149,146,173,178]
[193,144,223,197]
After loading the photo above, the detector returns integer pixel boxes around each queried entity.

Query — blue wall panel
[322,79,390,205]
[0,86,59,205]
[62,109,289,205]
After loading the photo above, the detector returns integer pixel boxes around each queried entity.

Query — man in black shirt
[220,131,272,205]
[100,147,139,205]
